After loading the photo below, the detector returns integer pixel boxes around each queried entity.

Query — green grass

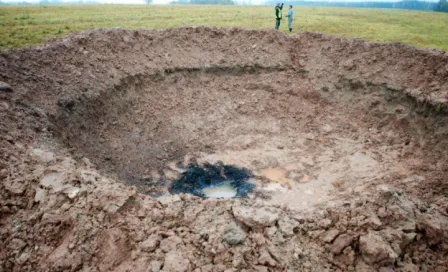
[0,5,447,51]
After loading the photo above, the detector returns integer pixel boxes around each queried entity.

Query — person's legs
[288,19,292,32]
[275,19,280,30]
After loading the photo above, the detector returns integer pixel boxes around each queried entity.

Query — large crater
[26,28,445,208]
[2,27,448,272]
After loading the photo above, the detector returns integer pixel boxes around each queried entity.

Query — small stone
[31,148,55,163]
[359,231,398,265]
[162,251,190,272]
[223,222,246,246]
[160,235,182,253]
[40,172,66,192]
[150,260,163,272]
[141,234,160,252]
[278,217,298,236]
[417,216,447,246]
[323,229,340,243]
[258,248,277,267]
[329,234,353,254]
[401,221,416,233]
[369,213,382,228]
[377,207,387,218]
[10,238,26,251]
[16,252,30,264]
[341,246,356,265]
[403,260,419,272]
[0,169,7,180]
[400,233,416,249]
[64,187,80,199]
[0,81,13,93]
[253,266,268,272]
[232,205,279,228]
[157,194,181,206]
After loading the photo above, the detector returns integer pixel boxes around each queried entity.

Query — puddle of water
[202,182,237,198]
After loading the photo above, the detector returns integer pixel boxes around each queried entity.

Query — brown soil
[1,27,448,272]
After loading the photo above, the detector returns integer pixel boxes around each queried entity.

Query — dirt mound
[1,27,448,272]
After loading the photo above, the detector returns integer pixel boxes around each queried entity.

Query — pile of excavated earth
[1,27,448,272]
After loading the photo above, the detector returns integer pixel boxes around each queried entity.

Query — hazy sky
[2,0,437,3]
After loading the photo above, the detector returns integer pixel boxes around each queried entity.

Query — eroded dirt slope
[1,27,448,272]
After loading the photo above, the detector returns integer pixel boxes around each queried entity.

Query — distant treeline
[267,0,447,12]
[267,0,433,11]
[436,0,448,11]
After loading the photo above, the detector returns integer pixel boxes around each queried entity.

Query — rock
[323,229,340,243]
[63,186,80,199]
[150,260,163,272]
[40,172,66,192]
[320,124,333,134]
[141,234,160,252]
[31,148,55,163]
[4,176,27,195]
[300,157,314,166]
[376,185,398,199]
[417,215,448,246]
[402,262,419,272]
[368,212,382,229]
[359,231,398,265]
[264,225,277,238]
[329,234,353,254]
[377,207,387,218]
[77,169,98,185]
[34,188,46,203]
[253,266,269,272]
[157,194,182,206]
[0,168,7,180]
[355,260,376,272]
[400,221,416,233]
[0,81,12,93]
[232,251,246,268]
[9,238,26,251]
[232,205,279,228]
[160,235,183,253]
[162,251,190,272]
[223,222,246,246]
[16,252,30,264]
[258,248,277,267]
[278,217,298,236]
[400,232,416,249]
[340,246,356,265]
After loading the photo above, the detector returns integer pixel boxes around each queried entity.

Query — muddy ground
[1,27,448,272]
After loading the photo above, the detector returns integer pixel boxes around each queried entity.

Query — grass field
[0,5,447,51]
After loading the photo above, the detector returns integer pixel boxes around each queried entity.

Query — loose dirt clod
[1,27,448,271]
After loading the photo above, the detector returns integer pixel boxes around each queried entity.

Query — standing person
[287,5,294,32]
[275,3,284,30]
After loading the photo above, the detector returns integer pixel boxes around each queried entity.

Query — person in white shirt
[287,5,294,33]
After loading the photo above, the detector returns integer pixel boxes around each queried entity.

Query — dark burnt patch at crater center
[169,163,255,198]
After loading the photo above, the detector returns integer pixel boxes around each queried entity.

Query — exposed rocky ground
[1,27,448,271]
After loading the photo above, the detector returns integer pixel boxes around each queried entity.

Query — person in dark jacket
[275,3,284,30]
